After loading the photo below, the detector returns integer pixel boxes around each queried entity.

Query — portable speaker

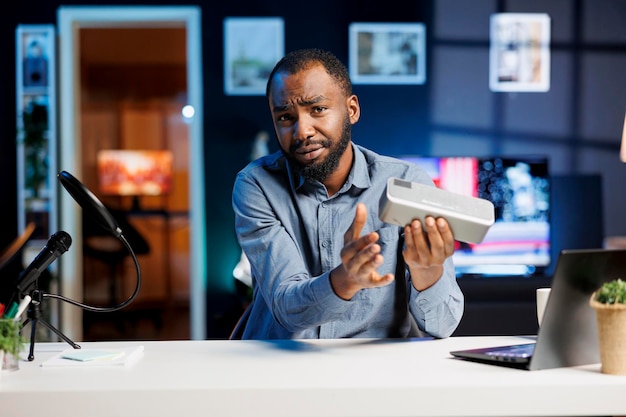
[379,177,495,244]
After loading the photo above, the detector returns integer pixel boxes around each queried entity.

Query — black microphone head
[50,231,72,254]
[57,171,121,237]
[15,230,74,295]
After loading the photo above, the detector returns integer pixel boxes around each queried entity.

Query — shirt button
[321,240,328,248]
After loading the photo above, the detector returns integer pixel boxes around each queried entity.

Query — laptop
[450,248,626,370]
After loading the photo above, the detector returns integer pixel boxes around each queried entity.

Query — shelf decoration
[15,24,57,244]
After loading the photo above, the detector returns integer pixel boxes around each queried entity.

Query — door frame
[57,6,206,340]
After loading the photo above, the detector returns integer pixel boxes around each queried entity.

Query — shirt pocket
[376,224,402,273]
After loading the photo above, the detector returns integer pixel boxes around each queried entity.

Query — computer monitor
[398,155,550,277]
[97,149,173,211]
[97,150,173,197]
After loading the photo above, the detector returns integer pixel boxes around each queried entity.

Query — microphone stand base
[20,290,81,361]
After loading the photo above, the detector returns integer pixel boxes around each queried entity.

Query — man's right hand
[330,203,394,300]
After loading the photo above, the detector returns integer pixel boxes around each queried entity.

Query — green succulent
[594,279,626,305]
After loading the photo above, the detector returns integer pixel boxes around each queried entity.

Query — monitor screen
[97,150,173,197]
[398,155,550,276]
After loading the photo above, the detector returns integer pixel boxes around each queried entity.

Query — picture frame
[349,22,426,85]
[224,17,284,96]
[489,13,551,92]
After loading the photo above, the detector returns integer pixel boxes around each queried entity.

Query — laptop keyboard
[486,343,535,358]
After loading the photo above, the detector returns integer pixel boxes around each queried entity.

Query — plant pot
[589,294,626,375]
[2,350,19,372]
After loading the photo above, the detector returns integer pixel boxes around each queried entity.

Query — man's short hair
[266,48,353,98]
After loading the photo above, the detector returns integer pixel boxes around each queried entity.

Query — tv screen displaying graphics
[398,155,550,276]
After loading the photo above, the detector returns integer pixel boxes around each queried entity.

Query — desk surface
[1,336,625,417]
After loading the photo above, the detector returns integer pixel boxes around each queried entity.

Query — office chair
[229,303,251,340]
[82,207,150,337]
[83,208,149,305]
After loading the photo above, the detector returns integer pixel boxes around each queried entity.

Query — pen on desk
[3,301,19,319]
[14,295,31,321]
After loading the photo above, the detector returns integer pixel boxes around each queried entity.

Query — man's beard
[284,117,351,183]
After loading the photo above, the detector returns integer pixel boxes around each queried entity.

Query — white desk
[1,336,625,417]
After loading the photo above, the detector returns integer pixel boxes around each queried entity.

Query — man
[232,48,463,339]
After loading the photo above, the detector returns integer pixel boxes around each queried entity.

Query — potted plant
[20,101,49,201]
[589,278,626,375]
[0,319,24,374]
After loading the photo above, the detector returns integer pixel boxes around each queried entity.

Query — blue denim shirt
[232,144,464,339]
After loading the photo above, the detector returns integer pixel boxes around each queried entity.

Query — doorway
[57,6,206,340]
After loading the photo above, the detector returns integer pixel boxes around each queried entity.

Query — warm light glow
[97,150,173,196]
[621,113,626,163]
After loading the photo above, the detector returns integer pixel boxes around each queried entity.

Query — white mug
[536,288,551,326]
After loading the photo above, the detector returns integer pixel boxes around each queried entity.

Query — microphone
[16,231,72,295]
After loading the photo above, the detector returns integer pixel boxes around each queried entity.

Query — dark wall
[2,1,625,338]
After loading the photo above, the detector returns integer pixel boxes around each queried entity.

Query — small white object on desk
[536,287,551,326]
[41,345,144,367]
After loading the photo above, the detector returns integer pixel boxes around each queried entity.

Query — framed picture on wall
[349,22,426,85]
[224,17,284,96]
[489,13,551,92]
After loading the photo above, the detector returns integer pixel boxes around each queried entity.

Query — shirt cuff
[311,272,353,314]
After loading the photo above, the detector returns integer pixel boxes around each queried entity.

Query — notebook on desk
[450,248,626,370]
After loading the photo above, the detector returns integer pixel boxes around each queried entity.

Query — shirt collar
[349,144,372,191]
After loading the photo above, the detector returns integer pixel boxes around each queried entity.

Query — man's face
[268,64,359,182]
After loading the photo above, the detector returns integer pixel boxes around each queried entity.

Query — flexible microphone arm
[55,170,142,312]
[44,232,141,312]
